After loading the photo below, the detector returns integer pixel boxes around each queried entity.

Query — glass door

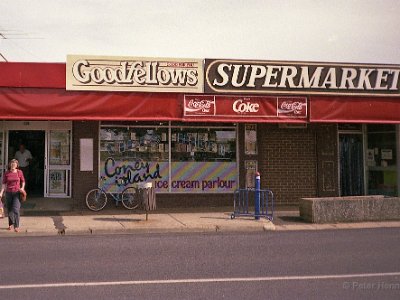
[366,124,397,196]
[339,134,364,196]
[45,130,72,197]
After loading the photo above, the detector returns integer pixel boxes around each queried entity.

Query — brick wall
[72,121,99,209]
[258,124,317,205]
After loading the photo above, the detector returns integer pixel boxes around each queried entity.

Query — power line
[0,53,7,62]
[0,28,44,61]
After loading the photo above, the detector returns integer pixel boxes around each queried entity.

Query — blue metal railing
[231,188,274,221]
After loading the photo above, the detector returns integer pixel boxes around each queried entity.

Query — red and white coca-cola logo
[232,99,260,113]
[184,97,216,116]
[278,101,307,115]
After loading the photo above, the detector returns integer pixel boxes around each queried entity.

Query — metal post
[255,171,260,220]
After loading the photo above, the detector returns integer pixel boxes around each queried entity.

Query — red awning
[1,63,400,123]
[310,96,400,123]
[0,88,182,121]
[0,87,310,122]
[0,62,65,88]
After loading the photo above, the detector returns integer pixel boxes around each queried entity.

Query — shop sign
[184,95,307,118]
[205,59,400,96]
[171,162,237,193]
[183,95,215,116]
[99,158,237,193]
[100,158,170,193]
[66,55,204,93]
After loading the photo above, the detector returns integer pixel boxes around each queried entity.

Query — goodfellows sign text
[66,55,204,93]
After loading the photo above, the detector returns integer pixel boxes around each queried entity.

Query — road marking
[0,272,399,290]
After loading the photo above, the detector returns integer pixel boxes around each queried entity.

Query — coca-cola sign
[66,55,203,93]
[233,99,260,113]
[277,97,307,117]
[184,96,215,116]
[184,95,307,120]
[205,59,400,96]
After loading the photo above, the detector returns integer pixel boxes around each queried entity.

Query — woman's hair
[8,159,19,170]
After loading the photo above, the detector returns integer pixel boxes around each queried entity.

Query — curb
[274,221,400,231]
[0,221,277,237]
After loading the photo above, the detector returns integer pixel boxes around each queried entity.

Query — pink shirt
[2,170,25,192]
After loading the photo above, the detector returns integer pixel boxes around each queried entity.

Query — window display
[100,126,169,193]
[100,123,238,193]
[49,131,70,165]
[49,170,66,194]
[367,124,397,196]
[170,126,237,192]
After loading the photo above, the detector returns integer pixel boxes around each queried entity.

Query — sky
[0,0,399,64]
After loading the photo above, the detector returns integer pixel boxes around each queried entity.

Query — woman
[0,159,25,232]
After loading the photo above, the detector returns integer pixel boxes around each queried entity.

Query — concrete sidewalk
[1,208,400,236]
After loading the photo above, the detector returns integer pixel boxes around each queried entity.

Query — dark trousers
[6,192,21,228]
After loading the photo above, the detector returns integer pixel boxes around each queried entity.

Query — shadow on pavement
[94,217,141,223]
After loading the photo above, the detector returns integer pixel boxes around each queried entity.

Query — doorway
[339,134,364,196]
[8,130,45,196]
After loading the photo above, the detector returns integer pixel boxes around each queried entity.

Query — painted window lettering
[104,157,162,187]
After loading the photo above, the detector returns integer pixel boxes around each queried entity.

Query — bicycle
[85,177,141,211]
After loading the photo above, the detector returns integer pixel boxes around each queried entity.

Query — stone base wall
[300,196,400,223]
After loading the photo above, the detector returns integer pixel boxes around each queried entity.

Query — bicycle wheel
[121,187,140,210]
[86,188,107,211]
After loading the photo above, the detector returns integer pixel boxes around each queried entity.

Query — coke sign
[277,97,307,118]
[233,99,260,113]
[184,96,215,116]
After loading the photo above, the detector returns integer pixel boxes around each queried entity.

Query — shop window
[99,123,238,193]
[170,127,237,193]
[367,125,397,196]
[49,131,70,165]
[100,126,170,193]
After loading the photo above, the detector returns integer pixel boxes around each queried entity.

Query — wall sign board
[205,59,400,96]
[67,55,204,93]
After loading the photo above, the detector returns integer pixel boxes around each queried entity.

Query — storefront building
[0,57,399,210]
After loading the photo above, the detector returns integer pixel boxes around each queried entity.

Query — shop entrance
[8,130,45,196]
[0,121,72,198]
[339,134,364,196]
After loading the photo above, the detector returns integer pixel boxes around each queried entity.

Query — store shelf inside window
[100,127,169,162]
[171,128,236,162]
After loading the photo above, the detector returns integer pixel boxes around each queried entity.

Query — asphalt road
[0,228,399,299]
